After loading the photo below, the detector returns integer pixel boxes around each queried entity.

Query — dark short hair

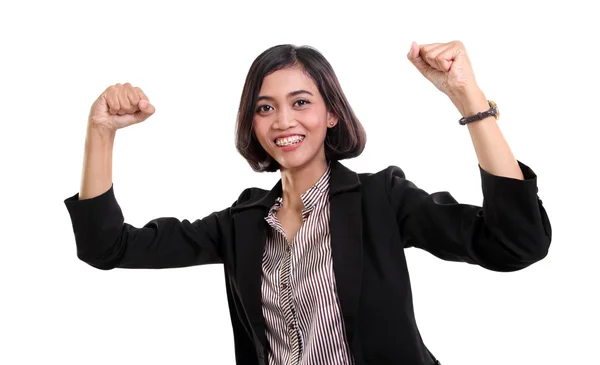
[235,44,367,172]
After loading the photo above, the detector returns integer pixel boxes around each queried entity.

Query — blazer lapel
[230,160,363,353]
[328,160,363,348]
[231,180,282,352]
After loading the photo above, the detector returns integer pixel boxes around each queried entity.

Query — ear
[327,111,339,128]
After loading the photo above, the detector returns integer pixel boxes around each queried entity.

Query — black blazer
[64,159,552,365]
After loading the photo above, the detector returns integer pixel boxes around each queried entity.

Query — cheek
[303,112,327,133]
[312,121,329,140]
[252,120,270,147]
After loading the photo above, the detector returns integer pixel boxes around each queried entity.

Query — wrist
[87,120,116,139]
[450,87,489,117]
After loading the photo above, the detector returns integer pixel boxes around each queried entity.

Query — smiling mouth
[274,135,305,147]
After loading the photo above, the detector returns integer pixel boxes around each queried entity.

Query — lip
[275,137,304,152]
[273,133,305,143]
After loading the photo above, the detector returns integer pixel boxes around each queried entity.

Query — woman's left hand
[407,40,486,114]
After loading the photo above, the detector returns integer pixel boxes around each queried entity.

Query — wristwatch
[458,100,499,125]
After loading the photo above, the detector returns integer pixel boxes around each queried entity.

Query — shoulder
[355,165,421,209]
[235,187,269,204]
[229,186,272,212]
[357,165,407,187]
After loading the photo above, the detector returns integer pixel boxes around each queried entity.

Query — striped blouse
[261,163,354,365]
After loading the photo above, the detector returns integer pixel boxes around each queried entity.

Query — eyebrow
[256,89,314,102]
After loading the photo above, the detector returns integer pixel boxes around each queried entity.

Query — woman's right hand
[88,83,156,131]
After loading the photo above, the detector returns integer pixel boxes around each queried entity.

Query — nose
[273,107,296,130]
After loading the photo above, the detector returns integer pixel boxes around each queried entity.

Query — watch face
[489,100,499,119]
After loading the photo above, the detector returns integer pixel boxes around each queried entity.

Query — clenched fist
[88,83,156,131]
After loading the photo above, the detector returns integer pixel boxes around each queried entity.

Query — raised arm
[79,82,155,200]
[65,83,229,270]
[400,41,551,270]
[64,184,230,270]
[386,162,551,272]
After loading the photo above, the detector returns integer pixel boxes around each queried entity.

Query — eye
[294,99,310,107]
[256,105,273,113]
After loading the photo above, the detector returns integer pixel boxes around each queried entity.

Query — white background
[1,1,598,364]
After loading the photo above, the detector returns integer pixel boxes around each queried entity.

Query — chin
[276,156,311,171]
[271,149,311,170]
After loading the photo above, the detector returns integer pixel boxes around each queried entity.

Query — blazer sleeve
[386,160,552,272]
[63,184,232,270]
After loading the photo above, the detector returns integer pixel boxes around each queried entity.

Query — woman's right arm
[64,83,229,270]
[79,122,115,200]
[80,82,153,200]
[64,184,230,270]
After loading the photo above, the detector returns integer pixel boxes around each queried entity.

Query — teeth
[275,135,304,146]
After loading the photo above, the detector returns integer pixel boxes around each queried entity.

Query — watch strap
[458,100,499,125]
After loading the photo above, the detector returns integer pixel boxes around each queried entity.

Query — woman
[64,41,552,365]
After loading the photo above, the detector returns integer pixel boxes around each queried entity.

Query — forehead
[259,67,318,96]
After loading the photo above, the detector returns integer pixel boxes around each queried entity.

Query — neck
[279,157,328,212]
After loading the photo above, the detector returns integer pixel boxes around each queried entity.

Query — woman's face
[253,66,337,171]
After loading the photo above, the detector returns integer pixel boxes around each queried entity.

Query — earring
[329,122,334,126]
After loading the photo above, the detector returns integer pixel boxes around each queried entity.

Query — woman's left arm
[452,86,524,180]
[393,41,552,271]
